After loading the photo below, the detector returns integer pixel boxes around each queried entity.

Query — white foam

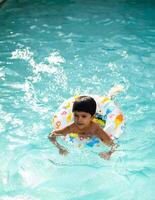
[0,67,5,80]
[1,195,38,200]
[45,51,65,65]
[11,48,33,60]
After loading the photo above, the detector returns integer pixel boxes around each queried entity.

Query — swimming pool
[0,0,155,199]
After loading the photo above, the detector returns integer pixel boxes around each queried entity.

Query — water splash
[11,47,33,60]
[10,47,68,113]
[45,51,65,65]
[0,66,5,80]
[0,196,38,200]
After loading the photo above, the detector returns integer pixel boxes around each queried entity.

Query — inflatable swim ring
[51,95,125,147]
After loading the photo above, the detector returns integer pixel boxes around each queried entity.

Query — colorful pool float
[51,95,125,147]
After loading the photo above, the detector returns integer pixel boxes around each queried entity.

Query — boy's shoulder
[91,121,102,131]
[68,123,79,132]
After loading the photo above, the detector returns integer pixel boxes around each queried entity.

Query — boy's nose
[77,117,82,123]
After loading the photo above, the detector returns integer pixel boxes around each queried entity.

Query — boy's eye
[74,114,87,118]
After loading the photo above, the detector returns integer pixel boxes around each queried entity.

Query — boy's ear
[91,115,95,119]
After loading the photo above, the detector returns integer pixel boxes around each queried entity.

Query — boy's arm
[48,124,73,155]
[95,125,118,159]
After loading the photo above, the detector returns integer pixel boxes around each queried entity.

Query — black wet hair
[72,96,96,116]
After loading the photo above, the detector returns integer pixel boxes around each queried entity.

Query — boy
[48,85,124,160]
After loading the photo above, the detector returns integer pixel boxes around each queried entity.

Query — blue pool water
[0,0,155,199]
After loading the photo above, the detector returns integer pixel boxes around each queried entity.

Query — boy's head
[72,96,96,116]
[72,96,96,129]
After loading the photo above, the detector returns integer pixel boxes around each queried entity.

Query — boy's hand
[99,152,112,160]
[59,148,69,156]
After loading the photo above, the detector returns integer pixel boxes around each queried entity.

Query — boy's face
[73,111,93,130]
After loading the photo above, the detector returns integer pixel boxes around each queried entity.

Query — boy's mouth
[76,123,84,126]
